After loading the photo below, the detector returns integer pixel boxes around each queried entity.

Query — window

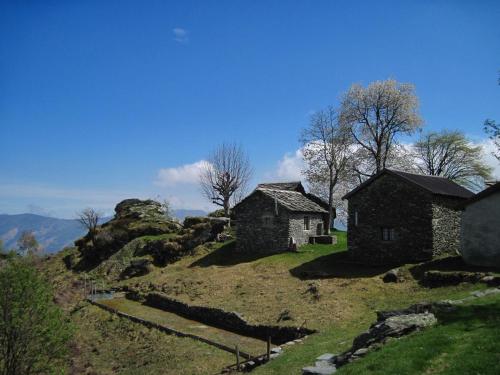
[381,227,395,241]
[304,216,310,231]
[354,210,359,226]
[263,216,273,226]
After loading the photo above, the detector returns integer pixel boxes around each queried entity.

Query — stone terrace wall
[431,196,465,256]
[233,192,291,253]
[347,173,434,265]
[143,292,315,345]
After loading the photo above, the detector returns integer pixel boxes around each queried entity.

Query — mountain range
[0,209,207,254]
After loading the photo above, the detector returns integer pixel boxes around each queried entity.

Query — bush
[183,216,208,229]
[208,209,226,218]
[0,258,73,374]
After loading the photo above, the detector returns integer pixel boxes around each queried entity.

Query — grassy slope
[39,248,234,375]
[70,304,233,375]
[337,293,500,375]
[40,232,496,374]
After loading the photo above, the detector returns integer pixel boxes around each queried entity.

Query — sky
[1,0,500,218]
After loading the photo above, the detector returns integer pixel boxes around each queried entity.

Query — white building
[460,182,500,268]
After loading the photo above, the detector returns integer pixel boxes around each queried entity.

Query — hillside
[36,199,500,374]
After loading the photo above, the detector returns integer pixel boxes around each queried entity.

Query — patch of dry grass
[70,303,234,375]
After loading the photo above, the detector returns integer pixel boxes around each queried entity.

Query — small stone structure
[343,169,473,265]
[233,182,332,253]
[460,182,500,268]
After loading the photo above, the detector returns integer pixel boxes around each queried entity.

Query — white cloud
[155,160,207,187]
[268,149,305,181]
[479,139,500,179]
[173,27,189,43]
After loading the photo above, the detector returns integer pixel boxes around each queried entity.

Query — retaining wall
[88,299,253,359]
[142,292,316,345]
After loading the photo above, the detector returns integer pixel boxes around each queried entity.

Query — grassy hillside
[337,293,500,375]
[38,227,498,374]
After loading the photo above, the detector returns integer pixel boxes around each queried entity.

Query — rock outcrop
[74,199,181,268]
[302,304,439,374]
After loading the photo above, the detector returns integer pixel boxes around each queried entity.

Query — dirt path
[98,297,267,357]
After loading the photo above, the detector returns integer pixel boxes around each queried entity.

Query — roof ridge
[258,181,302,184]
[387,169,452,179]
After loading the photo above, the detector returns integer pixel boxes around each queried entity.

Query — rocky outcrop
[75,199,181,267]
[302,304,439,374]
[120,258,153,279]
[75,200,229,277]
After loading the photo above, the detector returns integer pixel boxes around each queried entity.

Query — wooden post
[83,275,87,297]
[235,345,240,371]
[267,336,271,361]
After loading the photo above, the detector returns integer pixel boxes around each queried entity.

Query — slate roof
[343,169,474,200]
[258,188,327,213]
[463,181,500,207]
[257,181,305,192]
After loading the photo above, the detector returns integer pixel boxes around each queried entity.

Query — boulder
[353,313,437,351]
[382,268,400,283]
[421,271,485,287]
[316,353,336,362]
[120,258,153,279]
[302,364,337,375]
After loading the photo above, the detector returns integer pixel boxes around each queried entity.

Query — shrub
[183,216,208,228]
[0,258,73,374]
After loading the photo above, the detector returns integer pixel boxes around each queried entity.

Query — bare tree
[340,79,423,178]
[414,130,492,189]
[301,106,353,233]
[17,231,40,255]
[484,119,500,161]
[76,208,101,243]
[200,143,252,217]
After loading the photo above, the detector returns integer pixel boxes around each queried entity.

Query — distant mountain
[0,209,207,254]
[173,209,207,221]
[0,214,89,254]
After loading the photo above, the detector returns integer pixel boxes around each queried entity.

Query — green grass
[41,230,498,375]
[336,293,500,375]
[70,303,234,375]
[99,297,267,356]
[259,231,347,267]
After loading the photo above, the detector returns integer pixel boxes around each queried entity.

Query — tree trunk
[327,182,334,235]
[223,196,230,218]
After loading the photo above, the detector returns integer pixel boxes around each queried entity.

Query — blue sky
[1,0,500,218]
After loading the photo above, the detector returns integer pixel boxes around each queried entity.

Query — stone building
[343,169,473,265]
[233,182,329,253]
[460,182,500,268]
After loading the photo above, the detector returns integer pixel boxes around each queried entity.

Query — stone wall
[234,192,293,253]
[346,173,434,265]
[288,213,324,247]
[89,299,253,359]
[144,292,315,345]
[461,191,500,268]
[431,196,464,256]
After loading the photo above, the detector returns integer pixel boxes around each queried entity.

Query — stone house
[460,182,500,268]
[233,182,329,253]
[342,169,473,265]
